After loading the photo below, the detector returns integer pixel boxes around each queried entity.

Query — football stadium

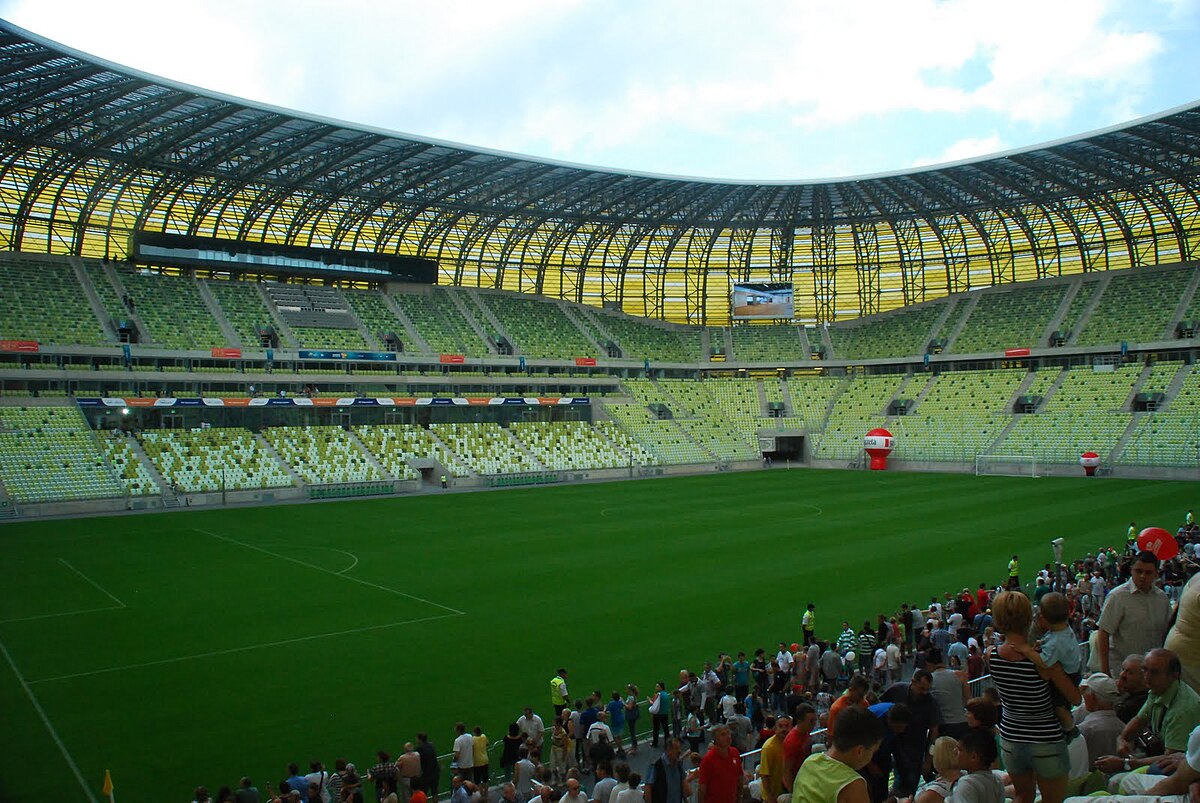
[1,14,1200,803]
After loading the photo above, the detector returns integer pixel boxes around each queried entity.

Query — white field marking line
[193,528,465,615]
[59,559,127,608]
[257,542,360,575]
[29,612,462,685]
[0,559,129,624]
[797,503,823,516]
[0,636,98,802]
[0,605,124,625]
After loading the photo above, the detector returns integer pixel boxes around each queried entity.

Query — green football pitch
[0,469,1193,803]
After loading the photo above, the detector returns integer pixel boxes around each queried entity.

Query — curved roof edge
[6,17,1200,187]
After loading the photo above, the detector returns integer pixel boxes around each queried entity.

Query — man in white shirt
[587,711,615,745]
[453,722,475,777]
[775,642,793,674]
[516,707,545,749]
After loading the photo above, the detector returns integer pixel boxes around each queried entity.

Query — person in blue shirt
[732,651,751,700]
[607,691,627,755]
[861,702,912,802]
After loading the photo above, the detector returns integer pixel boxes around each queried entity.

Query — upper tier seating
[265,285,370,350]
[951,284,1066,354]
[83,262,127,326]
[474,293,597,359]
[345,291,409,348]
[139,428,293,492]
[730,324,805,362]
[594,313,696,362]
[391,289,490,356]
[0,406,123,502]
[262,426,382,485]
[1075,269,1191,346]
[208,280,273,347]
[0,256,108,346]
[1059,279,1100,339]
[428,423,540,475]
[353,424,464,478]
[120,270,227,349]
[827,303,944,360]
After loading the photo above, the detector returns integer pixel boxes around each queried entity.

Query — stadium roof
[1,19,1199,325]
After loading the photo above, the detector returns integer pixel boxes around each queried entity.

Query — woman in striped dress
[987,591,1081,803]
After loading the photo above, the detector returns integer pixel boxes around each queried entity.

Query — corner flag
[102,769,114,801]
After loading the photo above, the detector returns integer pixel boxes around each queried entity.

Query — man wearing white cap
[1077,673,1124,765]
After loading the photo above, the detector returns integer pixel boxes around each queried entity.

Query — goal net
[975,454,1038,477]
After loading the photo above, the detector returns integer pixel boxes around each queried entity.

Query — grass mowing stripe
[27,612,464,685]
[193,527,466,615]
[0,637,97,803]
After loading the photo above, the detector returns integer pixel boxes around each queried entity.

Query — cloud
[0,0,1182,178]
[911,134,1008,168]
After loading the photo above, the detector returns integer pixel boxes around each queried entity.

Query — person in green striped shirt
[836,622,857,655]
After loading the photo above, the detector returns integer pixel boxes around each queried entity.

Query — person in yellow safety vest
[551,668,570,716]
[440,474,448,489]
[1127,521,1138,553]
[1007,555,1020,589]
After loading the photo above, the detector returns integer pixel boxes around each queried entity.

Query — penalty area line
[28,611,464,685]
[193,528,464,615]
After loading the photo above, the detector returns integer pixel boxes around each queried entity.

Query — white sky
[1,0,1198,181]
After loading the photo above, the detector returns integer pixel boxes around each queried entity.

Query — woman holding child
[986,591,1082,803]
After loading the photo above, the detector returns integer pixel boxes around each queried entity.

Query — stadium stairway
[1002,370,1041,411]
[99,262,155,345]
[380,293,431,352]
[575,304,615,347]
[69,258,119,342]
[255,285,300,349]
[796,326,814,359]
[254,433,306,487]
[445,288,499,353]
[1042,279,1080,344]
[556,300,607,354]
[924,298,958,349]
[425,428,479,477]
[195,279,242,346]
[502,426,549,470]
[941,293,982,352]
[1164,363,1195,403]
[123,435,173,496]
[756,380,770,417]
[1065,273,1113,346]
[347,430,396,481]
[1166,268,1200,339]
[460,289,513,348]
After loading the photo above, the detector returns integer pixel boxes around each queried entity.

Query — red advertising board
[210,347,242,358]
[0,340,39,352]
[575,357,597,366]
[439,354,466,364]
[1004,348,1032,357]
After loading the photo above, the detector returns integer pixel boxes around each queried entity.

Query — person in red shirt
[697,725,743,803]
[781,703,817,791]
[975,583,991,618]
[826,675,870,744]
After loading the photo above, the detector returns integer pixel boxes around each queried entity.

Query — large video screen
[731,282,794,320]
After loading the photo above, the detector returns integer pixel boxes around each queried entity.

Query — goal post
[975,454,1038,478]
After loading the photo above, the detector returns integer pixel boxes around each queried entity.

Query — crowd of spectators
[189,520,1200,803]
